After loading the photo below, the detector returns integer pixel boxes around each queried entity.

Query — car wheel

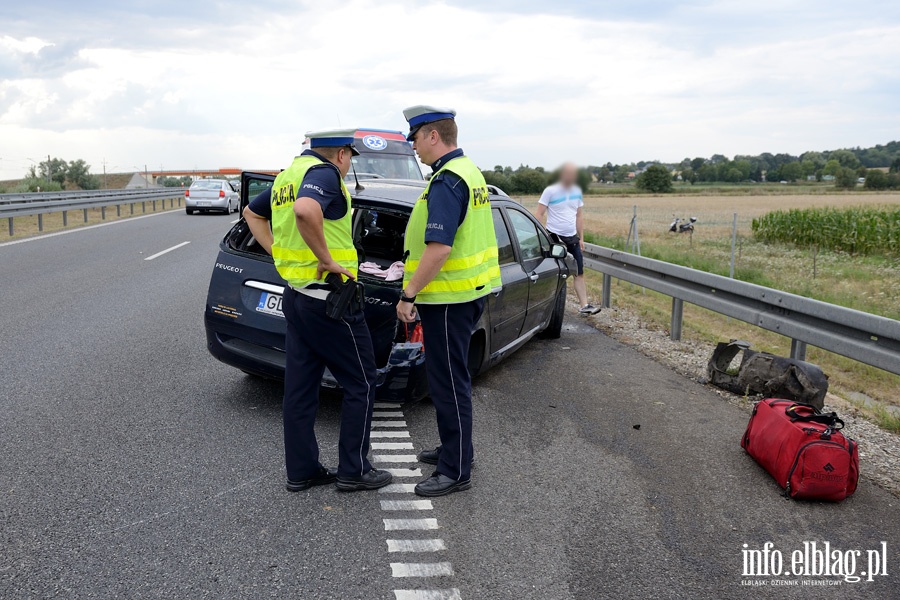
[540,281,567,339]
[185,208,194,215]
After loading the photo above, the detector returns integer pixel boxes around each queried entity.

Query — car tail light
[219,190,226,198]
[185,190,190,197]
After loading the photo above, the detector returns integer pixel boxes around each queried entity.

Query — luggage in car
[741,399,859,502]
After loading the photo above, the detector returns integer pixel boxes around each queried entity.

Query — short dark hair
[314,146,346,161]
[421,118,458,147]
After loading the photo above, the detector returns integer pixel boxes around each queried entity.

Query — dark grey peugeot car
[204,171,574,402]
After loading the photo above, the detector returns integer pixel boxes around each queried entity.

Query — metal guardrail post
[152,200,157,211]
[142,202,145,213]
[101,206,106,220]
[671,298,684,341]
[130,203,134,215]
[791,339,808,361]
[63,211,68,226]
[601,273,612,308]
[37,213,43,232]
[83,209,88,223]
[7,217,12,237]
[116,204,121,217]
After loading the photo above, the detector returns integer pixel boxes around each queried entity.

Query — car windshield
[192,181,224,190]
[349,154,422,181]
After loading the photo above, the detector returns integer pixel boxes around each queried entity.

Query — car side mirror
[550,244,568,259]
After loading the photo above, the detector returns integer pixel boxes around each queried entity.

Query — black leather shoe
[335,468,393,491]
[414,473,471,497]
[286,466,337,492]
[417,445,475,467]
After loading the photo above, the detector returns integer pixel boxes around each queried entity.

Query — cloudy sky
[1,0,899,179]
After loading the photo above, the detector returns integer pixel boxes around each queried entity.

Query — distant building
[125,173,158,189]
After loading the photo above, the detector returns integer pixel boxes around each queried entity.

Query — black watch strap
[400,291,416,303]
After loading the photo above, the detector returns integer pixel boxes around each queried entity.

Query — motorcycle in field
[669,216,698,234]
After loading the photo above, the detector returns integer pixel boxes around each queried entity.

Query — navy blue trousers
[282,288,376,480]
[417,298,485,482]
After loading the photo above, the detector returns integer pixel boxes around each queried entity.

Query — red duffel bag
[741,399,859,501]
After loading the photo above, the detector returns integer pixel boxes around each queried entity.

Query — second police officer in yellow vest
[244,130,392,493]
[397,106,502,497]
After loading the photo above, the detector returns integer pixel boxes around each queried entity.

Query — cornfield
[752,206,900,256]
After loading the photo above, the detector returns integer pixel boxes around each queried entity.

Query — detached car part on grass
[707,340,829,410]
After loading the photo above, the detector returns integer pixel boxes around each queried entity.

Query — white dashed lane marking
[379,483,418,494]
[383,468,423,478]
[375,454,418,463]
[374,402,402,409]
[394,591,462,600]
[380,500,433,511]
[144,241,190,261]
[370,431,411,439]
[387,539,447,553]
[376,405,462,598]
[372,442,414,450]
[383,518,439,531]
[391,563,454,578]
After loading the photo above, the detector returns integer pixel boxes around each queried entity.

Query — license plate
[198,201,211,207]
[256,292,284,317]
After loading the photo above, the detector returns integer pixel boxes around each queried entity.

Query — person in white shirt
[535,163,600,315]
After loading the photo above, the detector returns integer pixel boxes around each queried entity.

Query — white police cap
[402,105,457,141]
[305,128,360,156]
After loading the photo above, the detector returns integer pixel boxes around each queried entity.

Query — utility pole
[102,158,108,189]
[47,154,52,184]
[145,164,149,188]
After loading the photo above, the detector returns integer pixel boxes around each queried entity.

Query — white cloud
[1,0,899,180]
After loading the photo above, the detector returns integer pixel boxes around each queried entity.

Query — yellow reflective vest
[404,156,502,304]
[270,155,358,289]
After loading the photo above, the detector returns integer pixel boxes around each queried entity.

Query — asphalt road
[1,211,899,599]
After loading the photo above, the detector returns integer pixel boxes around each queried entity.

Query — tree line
[5,157,102,193]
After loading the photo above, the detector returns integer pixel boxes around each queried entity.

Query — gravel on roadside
[575,301,900,498]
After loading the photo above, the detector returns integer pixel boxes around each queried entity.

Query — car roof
[352,180,516,208]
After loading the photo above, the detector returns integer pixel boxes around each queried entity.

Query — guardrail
[583,243,900,376]
[1,189,184,236]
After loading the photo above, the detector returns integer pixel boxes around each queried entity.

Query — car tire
[540,281,567,340]
[186,208,194,215]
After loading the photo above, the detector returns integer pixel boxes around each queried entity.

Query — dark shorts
[555,233,584,275]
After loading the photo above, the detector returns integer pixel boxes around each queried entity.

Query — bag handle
[785,403,844,430]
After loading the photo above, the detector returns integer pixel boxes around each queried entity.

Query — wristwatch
[400,291,417,303]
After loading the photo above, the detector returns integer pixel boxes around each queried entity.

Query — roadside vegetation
[518,192,900,430]
[752,206,900,256]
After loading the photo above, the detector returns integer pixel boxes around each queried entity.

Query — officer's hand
[396,300,417,323]
[317,259,355,281]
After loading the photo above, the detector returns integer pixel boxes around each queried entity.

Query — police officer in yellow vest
[244,129,392,493]
[396,106,502,497]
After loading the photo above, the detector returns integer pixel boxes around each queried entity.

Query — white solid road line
[390,562,454,578]
[394,590,462,600]
[144,241,190,261]
[0,210,173,248]
[372,411,405,418]
[380,500,433,511]
[370,431,411,439]
[374,455,418,464]
[372,442,414,450]
[383,518,439,531]
[379,483,418,494]
[383,468,423,478]
[387,539,447,553]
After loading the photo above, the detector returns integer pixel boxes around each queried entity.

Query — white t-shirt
[538,183,583,237]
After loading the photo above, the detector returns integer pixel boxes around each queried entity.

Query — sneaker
[579,304,601,315]
[335,468,393,492]
[286,466,338,492]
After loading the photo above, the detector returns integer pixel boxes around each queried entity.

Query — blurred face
[560,164,578,187]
